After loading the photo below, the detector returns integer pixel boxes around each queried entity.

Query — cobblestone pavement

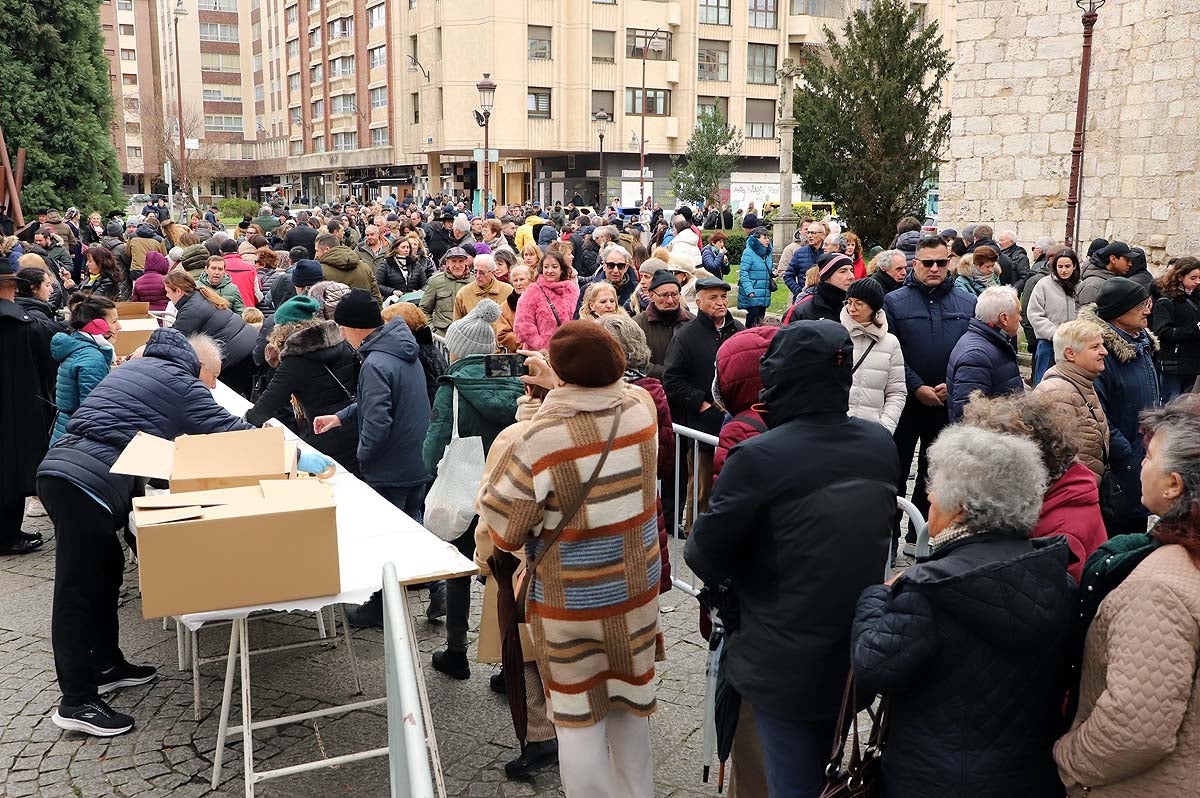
[0,503,721,798]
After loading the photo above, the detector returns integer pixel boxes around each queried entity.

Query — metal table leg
[192,628,202,721]
[210,621,241,790]
[239,617,255,798]
[339,604,363,696]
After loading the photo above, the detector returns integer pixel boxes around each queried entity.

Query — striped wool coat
[477,380,662,728]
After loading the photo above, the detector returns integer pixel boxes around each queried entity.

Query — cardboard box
[115,301,151,319]
[133,480,340,618]
[112,317,159,357]
[112,426,299,492]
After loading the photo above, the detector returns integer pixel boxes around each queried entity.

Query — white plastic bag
[424,386,486,542]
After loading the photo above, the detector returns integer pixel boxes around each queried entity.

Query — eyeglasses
[604,261,627,268]
[652,290,680,300]
[916,258,950,268]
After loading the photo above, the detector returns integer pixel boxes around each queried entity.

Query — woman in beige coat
[1054,394,1200,797]
[841,278,906,433]
[1033,319,1110,479]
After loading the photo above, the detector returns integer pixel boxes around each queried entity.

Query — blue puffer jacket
[335,319,431,488]
[784,243,821,295]
[36,328,253,523]
[171,289,257,367]
[701,244,729,278]
[737,237,773,309]
[50,331,114,443]
[884,273,977,392]
[945,319,1023,421]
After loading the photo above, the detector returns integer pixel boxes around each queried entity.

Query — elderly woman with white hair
[946,285,1025,421]
[1033,318,1110,479]
[851,425,1076,798]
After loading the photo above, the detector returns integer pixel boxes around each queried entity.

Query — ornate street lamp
[476,73,497,215]
[593,110,609,208]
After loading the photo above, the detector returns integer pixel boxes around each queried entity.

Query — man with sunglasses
[884,235,977,552]
[579,243,638,315]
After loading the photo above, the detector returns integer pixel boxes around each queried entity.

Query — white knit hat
[444,299,499,358]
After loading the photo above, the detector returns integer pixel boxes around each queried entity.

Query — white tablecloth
[177,381,477,630]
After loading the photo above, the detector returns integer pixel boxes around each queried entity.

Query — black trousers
[0,498,25,549]
[37,476,125,706]
[221,355,257,400]
[892,398,949,539]
[445,517,478,653]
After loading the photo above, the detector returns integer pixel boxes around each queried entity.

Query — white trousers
[555,710,654,798]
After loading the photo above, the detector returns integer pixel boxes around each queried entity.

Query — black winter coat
[283,225,318,259]
[36,328,252,523]
[375,255,430,295]
[662,311,744,435]
[246,321,360,475]
[851,534,1075,798]
[1,299,56,505]
[786,282,844,323]
[172,290,257,368]
[1152,292,1200,375]
[686,321,898,721]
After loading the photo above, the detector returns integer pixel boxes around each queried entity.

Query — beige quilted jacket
[1054,544,1200,797]
[1033,362,1109,479]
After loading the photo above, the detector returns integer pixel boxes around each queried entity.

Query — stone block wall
[938,0,1200,262]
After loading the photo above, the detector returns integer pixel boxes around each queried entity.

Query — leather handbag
[820,672,889,798]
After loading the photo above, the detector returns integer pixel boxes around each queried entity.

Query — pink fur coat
[513,275,581,350]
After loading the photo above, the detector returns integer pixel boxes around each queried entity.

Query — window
[331,94,355,114]
[205,114,243,131]
[253,54,262,73]
[368,45,386,68]
[290,106,302,124]
[411,92,419,123]
[749,0,778,28]
[311,99,323,119]
[312,135,324,152]
[627,29,671,60]
[286,5,298,26]
[328,17,353,39]
[747,43,777,84]
[291,139,304,155]
[527,88,551,118]
[120,48,136,61]
[369,86,388,108]
[746,99,775,138]
[625,88,669,116]
[121,73,138,85]
[591,90,614,117]
[119,23,134,35]
[255,85,265,102]
[332,131,357,150]
[792,0,843,15]
[368,4,385,28]
[125,122,141,135]
[309,27,321,47]
[288,73,300,93]
[308,0,318,10]
[699,0,730,24]
[199,23,239,42]
[594,0,616,3]
[528,25,551,59]
[409,0,416,6]
[198,0,236,9]
[126,146,142,158]
[117,0,132,9]
[252,21,262,40]
[591,30,615,62]
[697,96,729,122]
[125,97,140,111]
[438,87,443,119]
[698,40,729,81]
[371,127,389,146]
[286,39,300,60]
[408,34,417,63]
[330,55,355,75]
[310,63,323,82]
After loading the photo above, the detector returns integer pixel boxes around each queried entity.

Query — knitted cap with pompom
[444,298,499,358]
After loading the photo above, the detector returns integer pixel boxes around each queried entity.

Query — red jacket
[633,375,673,593]
[712,327,779,478]
[222,253,259,309]
[1031,462,1107,582]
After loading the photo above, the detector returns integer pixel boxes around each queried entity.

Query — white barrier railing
[381,563,437,798]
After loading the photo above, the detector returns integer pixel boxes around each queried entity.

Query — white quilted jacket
[841,307,907,433]
[1054,544,1200,797]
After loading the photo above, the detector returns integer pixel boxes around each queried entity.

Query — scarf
[929,523,976,552]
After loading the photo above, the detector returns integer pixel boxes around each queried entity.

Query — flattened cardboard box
[133,480,339,618]
[111,426,299,492]
[115,301,151,319]
[112,317,159,358]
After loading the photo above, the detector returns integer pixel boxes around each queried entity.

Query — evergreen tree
[792,0,951,246]
[670,109,743,207]
[0,0,124,214]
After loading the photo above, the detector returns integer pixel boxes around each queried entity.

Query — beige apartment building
[100,0,161,193]
[117,0,951,208]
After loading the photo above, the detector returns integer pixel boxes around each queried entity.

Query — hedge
[701,229,747,265]
[219,198,260,219]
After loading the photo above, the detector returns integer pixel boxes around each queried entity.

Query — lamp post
[476,73,496,215]
[594,110,609,208]
[173,0,188,216]
[1064,0,1105,248]
[639,27,664,208]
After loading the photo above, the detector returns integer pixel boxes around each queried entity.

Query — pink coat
[513,275,581,350]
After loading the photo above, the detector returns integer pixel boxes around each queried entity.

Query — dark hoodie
[334,319,430,487]
[851,534,1075,798]
[131,250,170,310]
[685,320,899,721]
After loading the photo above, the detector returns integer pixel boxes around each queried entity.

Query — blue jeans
[1032,339,1055,385]
[754,708,835,798]
[1160,372,1197,404]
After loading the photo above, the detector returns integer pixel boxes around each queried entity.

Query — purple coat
[130,250,170,311]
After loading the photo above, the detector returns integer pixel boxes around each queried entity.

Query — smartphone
[483,353,528,378]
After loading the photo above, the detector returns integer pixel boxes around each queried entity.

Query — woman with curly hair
[1055,394,1200,797]
[962,391,1106,582]
[1152,255,1200,402]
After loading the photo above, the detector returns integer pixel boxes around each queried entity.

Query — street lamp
[639,27,664,208]
[173,0,188,217]
[476,73,496,215]
[1064,0,1106,248]
[593,110,609,208]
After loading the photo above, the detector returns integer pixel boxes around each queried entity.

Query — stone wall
[938,0,1200,262]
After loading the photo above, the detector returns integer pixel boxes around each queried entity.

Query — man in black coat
[283,211,319,259]
[686,320,898,797]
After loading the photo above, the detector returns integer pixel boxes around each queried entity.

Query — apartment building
[99,0,161,193]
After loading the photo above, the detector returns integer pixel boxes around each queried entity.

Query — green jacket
[422,355,523,478]
[419,271,471,335]
[198,273,245,313]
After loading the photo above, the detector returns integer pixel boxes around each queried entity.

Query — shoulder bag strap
[539,284,562,325]
[322,363,356,403]
[517,403,624,620]
[851,339,878,375]
[1042,375,1108,463]
[450,384,460,440]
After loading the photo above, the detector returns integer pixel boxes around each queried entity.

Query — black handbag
[820,672,888,798]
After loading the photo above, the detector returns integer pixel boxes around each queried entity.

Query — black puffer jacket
[686,321,898,721]
[375,254,431,295]
[36,328,252,522]
[172,290,257,368]
[246,321,360,475]
[851,534,1075,798]
[1152,292,1200,375]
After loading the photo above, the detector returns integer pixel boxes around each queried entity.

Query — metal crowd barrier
[381,563,437,798]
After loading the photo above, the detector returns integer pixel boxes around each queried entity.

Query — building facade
[100,0,162,193]
[938,0,1200,259]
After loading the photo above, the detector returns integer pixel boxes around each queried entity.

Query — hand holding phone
[483,353,528,378]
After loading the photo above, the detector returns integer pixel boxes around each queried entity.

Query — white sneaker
[25,499,47,518]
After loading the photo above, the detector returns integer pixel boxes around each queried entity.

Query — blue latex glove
[297,451,336,475]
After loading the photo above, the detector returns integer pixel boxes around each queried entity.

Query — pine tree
[670,109,743,207]
[0,0,124,214]
[792,0,951,246]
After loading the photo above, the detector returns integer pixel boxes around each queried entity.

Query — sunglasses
[917,258,950,268]
[604,261,627,268]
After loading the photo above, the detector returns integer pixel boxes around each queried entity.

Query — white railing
[381,563,437,798]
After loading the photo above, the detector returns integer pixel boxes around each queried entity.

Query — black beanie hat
[332,287,383,329]
[1094,276,1149,321]
[816,252,853,282]
[648,270,680,292]
[846,277,886,314]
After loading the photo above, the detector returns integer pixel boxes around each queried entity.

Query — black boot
[489,670,507,695]
[345,591,383,628]
[504,739,559,779]
[431,648,470,680]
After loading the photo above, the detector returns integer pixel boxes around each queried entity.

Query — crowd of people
[3,193,1200,798]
